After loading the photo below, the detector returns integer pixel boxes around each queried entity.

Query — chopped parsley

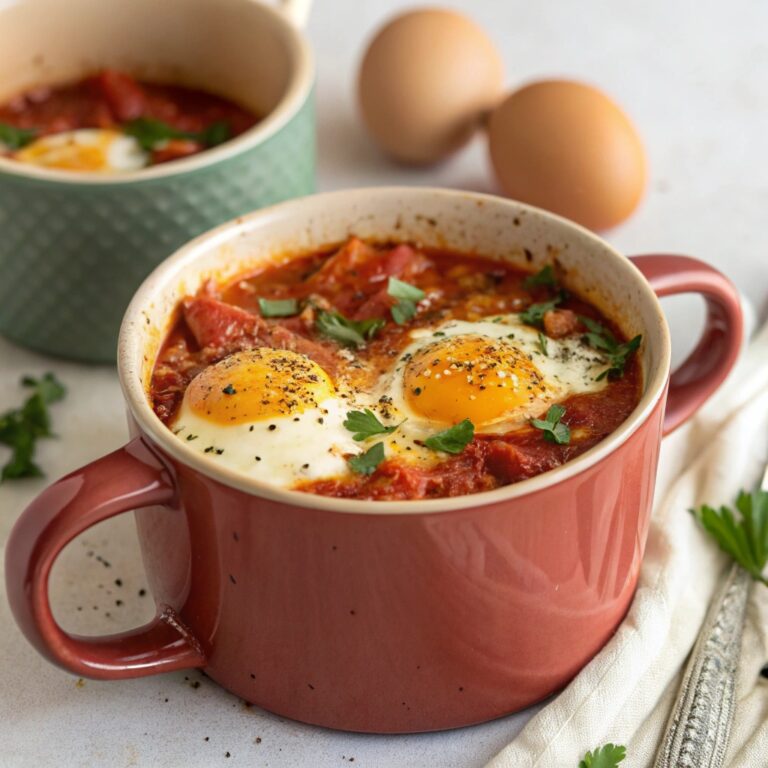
[123,117,231,151]
[343,409,403,441]
[258,297,299,318]
[348,442,385,475]
[579,316,642,381]
[531,404,570,445]
[388,277,425,325]
[579,743,626,768]
[222,384,236,395]
[537,332,549,356]
[316,310,384,347]
[0,373,66,481]
[424,419,475,454]
[519,297,561,328]
[523,264,557,290]
[692,488,768,586]
[0,123,37,150]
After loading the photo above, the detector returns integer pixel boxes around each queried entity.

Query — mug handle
[629,254,743,435]
[4,437,205,679]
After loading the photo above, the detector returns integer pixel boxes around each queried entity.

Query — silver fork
[652,464,768,767]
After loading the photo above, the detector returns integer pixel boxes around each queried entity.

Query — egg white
[174,394,360,488]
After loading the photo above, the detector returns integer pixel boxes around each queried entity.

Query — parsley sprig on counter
[579,743,626,768]
[388,277,426,325]
[123,117,231,151]
[0,373,65,481]
[424,419,475,454]
[316,310,385,347]
[531,404,570,445]
[579,316,642,381]
[692,489,768,586]
[0,122,37,150]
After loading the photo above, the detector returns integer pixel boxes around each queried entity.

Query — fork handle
[653,563,751,768]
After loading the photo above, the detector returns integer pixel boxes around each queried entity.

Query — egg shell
[358,8,504,165]
[487,80,647,231]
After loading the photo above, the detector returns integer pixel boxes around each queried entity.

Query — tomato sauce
[0,70,258,164]
[150,239,643,500]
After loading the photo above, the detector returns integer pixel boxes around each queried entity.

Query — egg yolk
[186,348,334,424]
[16,130,126,171]
[403,335,549,426]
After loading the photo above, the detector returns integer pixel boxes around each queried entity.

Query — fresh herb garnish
[537,332,549,356]
[519,297,561,328]
[0,123,37,150]
[222,384,236,395]
[578,743,626,768]
[0,373,65,481]
[316,310,385,347]
[424,419,475,454]
[343,409,403,441]
[523,264,557,290]
[579,316,642,381]
[388,277,425,325]
[258,297,299,318]
[123,117,231,151]
[348,442,385,475]
[531,404,570,445]
[692,489,768,586]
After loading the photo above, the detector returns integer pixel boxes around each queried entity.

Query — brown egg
[358,9,504,165]
[488,80,646,230]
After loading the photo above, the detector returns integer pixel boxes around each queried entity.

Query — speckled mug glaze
[0,0,314,362]
[5,189,743,733]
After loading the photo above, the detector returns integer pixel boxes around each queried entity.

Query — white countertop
[2,1,767,765]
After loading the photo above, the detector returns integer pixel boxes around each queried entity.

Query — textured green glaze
[0,92,315,363]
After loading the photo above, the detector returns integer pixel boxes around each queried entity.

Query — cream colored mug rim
[118,187,672,515]
[0,0,314,185]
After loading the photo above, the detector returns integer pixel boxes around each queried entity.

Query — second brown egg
[488,80,647,231]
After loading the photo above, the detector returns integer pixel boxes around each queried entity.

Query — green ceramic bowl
[0,0,315,362]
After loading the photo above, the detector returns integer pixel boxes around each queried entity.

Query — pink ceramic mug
[5,188,743,733]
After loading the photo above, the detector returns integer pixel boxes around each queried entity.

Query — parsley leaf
[579,316,642,381]
[348,442,385,475]
[523,264,558,289]
[537,331,549,356]
[258,297,299,318]
[0,373,66,482]
[388,277,425,325]
[197,120,231,147]
[0,122,37,150]
[531,403,570,445]
[579,743,627,768]
[316,310,384,347]
[424,419,475,454]
[123,117,232,151]
[343,409,403,441]
[692,489,768,586]
[519,297,561,328]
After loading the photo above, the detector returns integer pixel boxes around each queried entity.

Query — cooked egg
[169,318,612,485]
[383,316,609,436]
[173,349,359,487]
[14,129,148,172]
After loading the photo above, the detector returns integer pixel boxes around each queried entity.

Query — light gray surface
[1,1,767,766]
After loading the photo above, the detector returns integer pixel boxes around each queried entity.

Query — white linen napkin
[485,319,768,768]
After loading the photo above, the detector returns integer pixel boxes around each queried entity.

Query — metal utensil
[652,464,768,767]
